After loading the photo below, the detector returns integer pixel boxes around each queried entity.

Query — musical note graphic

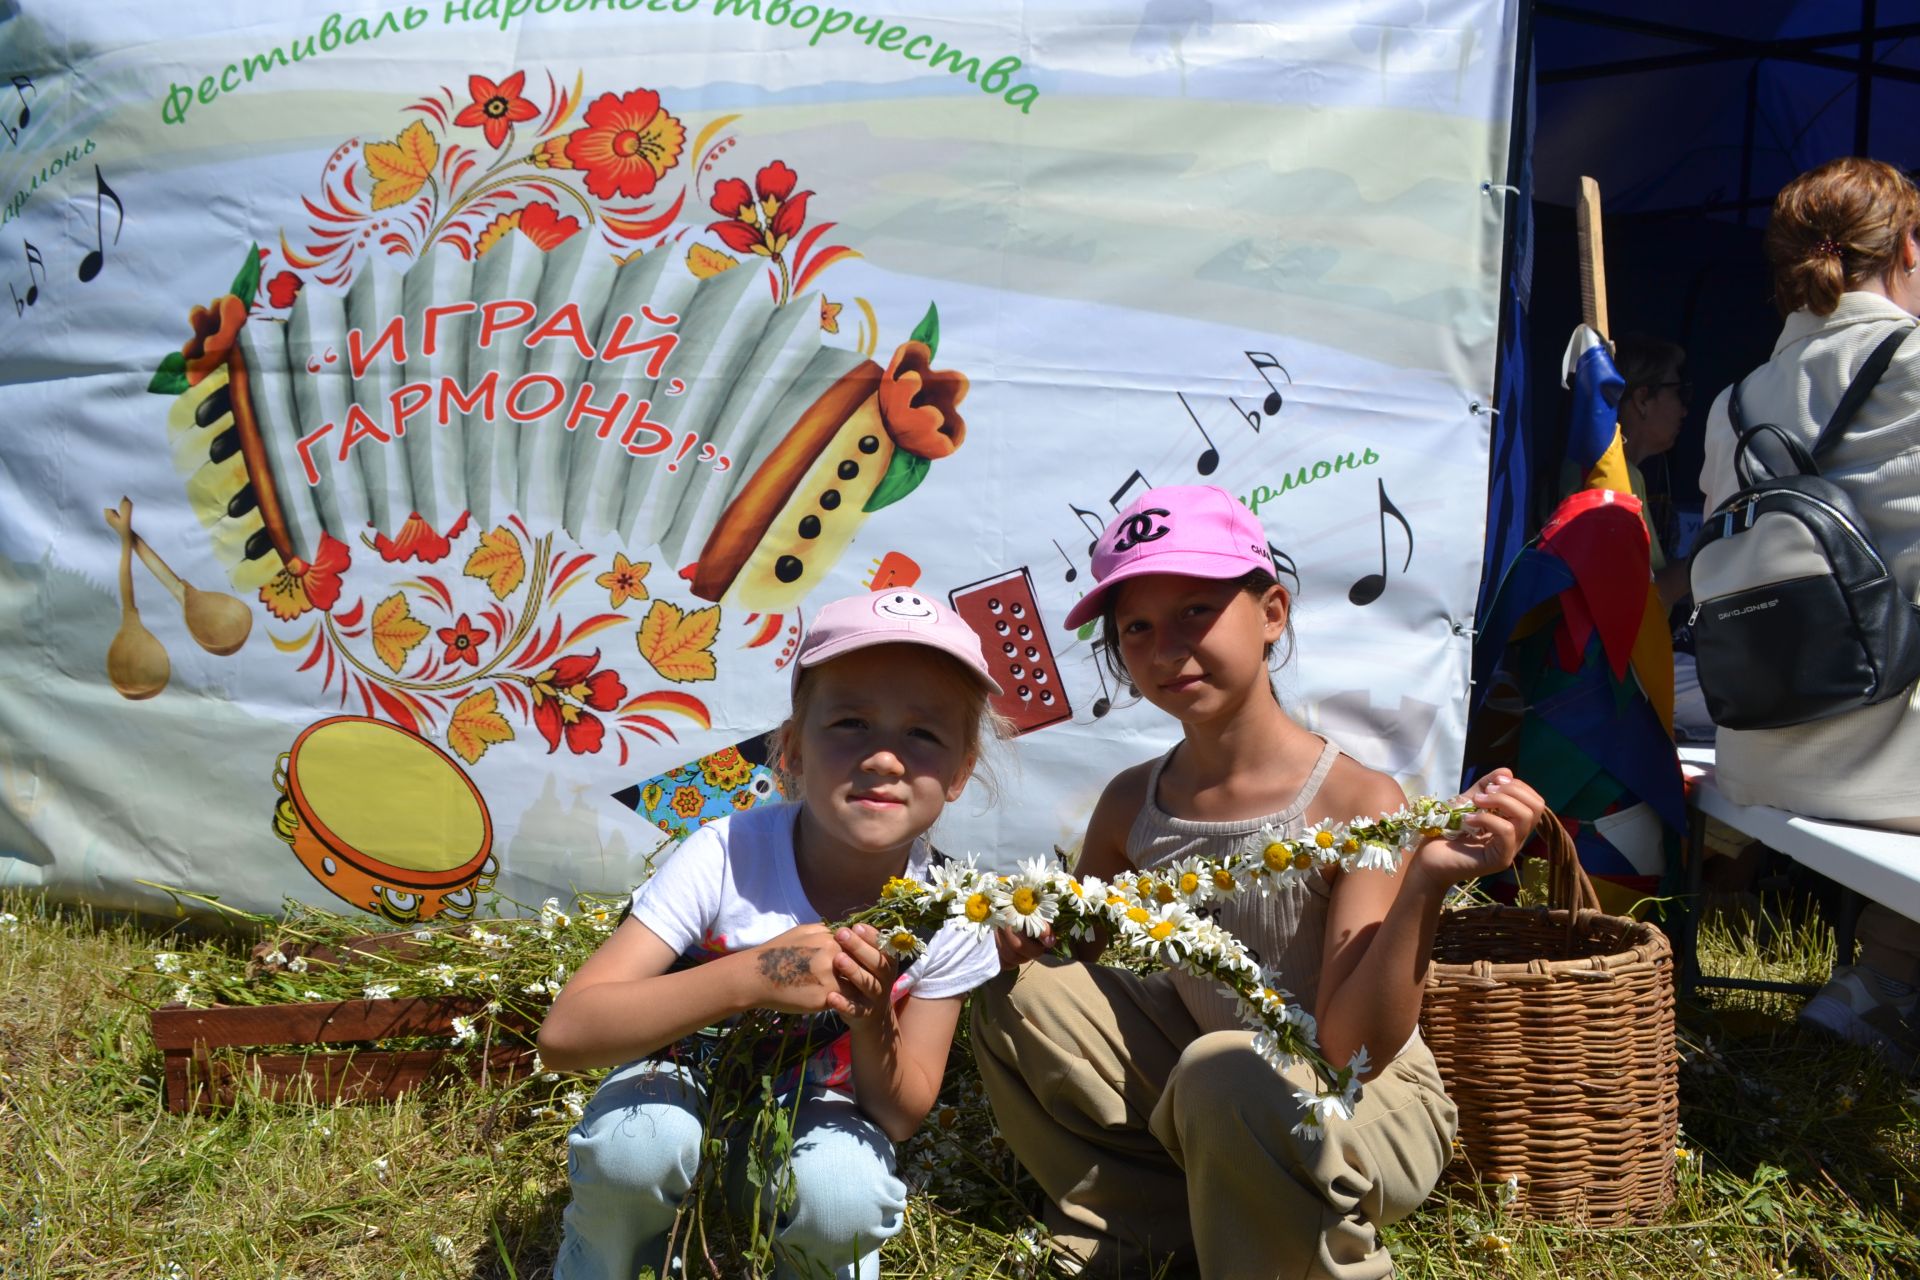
[1090,658,1115,719]
[77,167,125,284]
[1109,468,1152,511]
[1,75,32,145]
[1347,480,1412,607]
[12,240,45,313]
[1245,351,1292,421]
[1269,541,1300,584]
[1051,539,1078,583]
[1176,392,1220,475]
[1069,503,1105,558]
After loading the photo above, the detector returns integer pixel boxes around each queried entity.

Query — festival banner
[0,0,1522,919]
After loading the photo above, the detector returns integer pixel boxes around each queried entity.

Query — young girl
[972,484,1545,1279]
[540,590,1005,1280]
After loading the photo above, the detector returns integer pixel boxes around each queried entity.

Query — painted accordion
[165,234,967,608]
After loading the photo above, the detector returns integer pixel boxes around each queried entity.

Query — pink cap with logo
[794,589,1004,694]
[1061,485,1276,631]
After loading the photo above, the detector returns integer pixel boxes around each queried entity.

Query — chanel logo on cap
[1111,508,1171,553]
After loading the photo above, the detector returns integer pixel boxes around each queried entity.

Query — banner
[0,0,1521,919]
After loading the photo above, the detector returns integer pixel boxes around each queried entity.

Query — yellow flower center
[1263,842,1290,872]
[965,893,993,923]
[1213,868,1237,891]
[1147,920,1177,941]
[1341,837,1360,854]
[884,877,924,897]
[1261,987,1284,1005]
[1124,906,1150,925]
[1136,876,1159,900]
[1106,894,1130,908]
[888,930,918,952]
[1314,830,1335,849]
[1421,826,1446,841]
[1066,878,1084,897]
[1011,886,1039,915]
[1291,851,1315,872]
[1153,882,1175,904]
[1178,872,1200,895]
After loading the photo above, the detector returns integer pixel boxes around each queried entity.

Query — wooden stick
[1576,176,1609,342]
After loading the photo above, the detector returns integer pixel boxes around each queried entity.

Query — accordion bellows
[167,236,895,607]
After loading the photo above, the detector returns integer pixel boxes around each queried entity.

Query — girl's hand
[831,924,901,1024]
[745,923,858,1016]
[1411,769,1546,889]
[994,924,1056,969]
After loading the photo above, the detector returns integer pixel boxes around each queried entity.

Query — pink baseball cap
[794,589,1003,694]
[1061,485,1276,631]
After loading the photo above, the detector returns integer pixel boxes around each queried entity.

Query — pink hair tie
[1814,238,1845,259]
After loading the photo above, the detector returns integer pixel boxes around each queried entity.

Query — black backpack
[1687,323,1920,731]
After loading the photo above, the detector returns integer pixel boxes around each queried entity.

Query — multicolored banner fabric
[0,1,1520,921]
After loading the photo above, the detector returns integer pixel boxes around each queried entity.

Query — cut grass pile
[1,892,1916,1279]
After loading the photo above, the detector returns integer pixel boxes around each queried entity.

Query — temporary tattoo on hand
[758,946,814,987]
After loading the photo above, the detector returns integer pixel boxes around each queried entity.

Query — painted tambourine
[271,716,495,922]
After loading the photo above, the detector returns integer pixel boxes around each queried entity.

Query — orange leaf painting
[686,244,739,278]
[446,687,514,764]
[364,120,439,211]
[464,525,527,600]
[637,600,720,683]
[370,592,431,673]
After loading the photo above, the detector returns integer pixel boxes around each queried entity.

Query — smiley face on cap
[873,591,937,622]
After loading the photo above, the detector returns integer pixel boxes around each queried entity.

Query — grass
[1,890,1917,1279]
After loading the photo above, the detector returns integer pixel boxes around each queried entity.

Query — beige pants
[971,959,1457,1280]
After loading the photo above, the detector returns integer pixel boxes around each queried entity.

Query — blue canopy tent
[1473,1,1920,904]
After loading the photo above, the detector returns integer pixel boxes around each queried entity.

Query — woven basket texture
[1419,814,1678,1224]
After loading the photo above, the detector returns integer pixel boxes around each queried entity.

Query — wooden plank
[1576,176,1609,342]
[150,995,530,1051]
[166,1044,536,1112]
[253,930,432,971]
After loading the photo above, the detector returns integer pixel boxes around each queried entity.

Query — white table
[1677,745,1920,995]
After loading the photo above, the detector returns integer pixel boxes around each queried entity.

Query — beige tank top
[1128,737,1340,1034]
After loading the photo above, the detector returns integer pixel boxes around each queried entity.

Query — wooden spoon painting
[103,503,252,656]
[105,498,169,700]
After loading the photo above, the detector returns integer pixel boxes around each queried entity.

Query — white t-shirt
[628,802,999,1094]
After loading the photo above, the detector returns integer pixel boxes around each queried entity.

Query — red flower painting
[708,160,811,258]
[265,270,303,309]
[529,649,628,754]
[453,71,540,149]
[438,615,487,666]
[558,89,687,200]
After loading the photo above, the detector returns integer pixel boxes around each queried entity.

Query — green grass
[1,891,1916,1279]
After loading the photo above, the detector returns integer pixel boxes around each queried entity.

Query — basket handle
[1537,811,1603,915]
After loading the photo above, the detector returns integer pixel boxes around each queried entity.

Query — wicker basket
[1418,814,1678,1224]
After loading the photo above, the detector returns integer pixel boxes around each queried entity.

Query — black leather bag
[1688,324,1920,730]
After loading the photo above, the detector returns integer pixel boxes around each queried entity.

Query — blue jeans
[554,1060,907,1280]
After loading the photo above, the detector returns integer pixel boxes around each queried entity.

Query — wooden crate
[150,994,537,1113]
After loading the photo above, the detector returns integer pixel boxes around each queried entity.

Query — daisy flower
[878,926,927,962]
[287,955,309,973]
[1354,840,1399,874]
[925,858,977,905]
[1164,856,1216,907]
[363,982,398,1000]
[450,1016,477,1046]
[999,859,1062,938]
[1133,904,1198,965]
[948,883,1001,940]
[153,952,182,974]
[1290,1085,1355,1137]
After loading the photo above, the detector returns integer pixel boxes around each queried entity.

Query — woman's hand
[1410,769,1546,889]
[744,923,858,1016]
[831,924,901,1024]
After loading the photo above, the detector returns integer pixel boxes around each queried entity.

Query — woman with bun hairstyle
[969,485,1545,1278]
[1699,157,1920,1066]
[539,591,1006,1279]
